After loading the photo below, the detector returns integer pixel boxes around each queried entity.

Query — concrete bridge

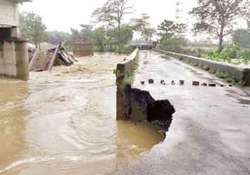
[115,50,250,175]
[0,0,30,80]
[131,40,157,50]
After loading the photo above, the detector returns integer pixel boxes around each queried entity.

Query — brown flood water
[0,53,164,175]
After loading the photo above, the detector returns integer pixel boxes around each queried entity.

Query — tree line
[20,0,250,54]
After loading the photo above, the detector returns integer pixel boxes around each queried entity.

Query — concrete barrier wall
[116,48,139,120]
[72,43,94,57]
[155,49,250,86]
[0,40,29,80]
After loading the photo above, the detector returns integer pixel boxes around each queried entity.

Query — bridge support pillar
[0,39,29,80]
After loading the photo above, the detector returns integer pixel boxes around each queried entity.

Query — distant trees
[92,25,133,52]
[70,25,94,43]
[46,31,71,45]
[131,13,155,41]
[92,0,133,53]
[158,20,186,39]
[157,19,187,50]
[69,24,133,53]
[91,27,106,52]
[19,12,47,47]
[190,0,249,52]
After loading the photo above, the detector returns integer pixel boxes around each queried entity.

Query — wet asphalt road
[116,51,250,175]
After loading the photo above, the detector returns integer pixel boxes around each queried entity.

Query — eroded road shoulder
[116,51,250,175]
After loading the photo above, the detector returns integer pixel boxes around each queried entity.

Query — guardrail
[116,48,139,120]
[155,49,250,86]
[116,48,139,86]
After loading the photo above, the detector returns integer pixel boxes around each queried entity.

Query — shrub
[159,36,188,51]
[219,43,240,62]
[240,50,250,64]
[203,44,241,63]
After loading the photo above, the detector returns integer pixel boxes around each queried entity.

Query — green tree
[46,31,71,44]
[158,20,186,40]
[131,13,156,41]
[92,27,107,52]
[19,12,47,47]
[111,25,133,43]
[157,20,187,51]
[70,25,94,43]
[92,0,133,53]
[190,0,249,52]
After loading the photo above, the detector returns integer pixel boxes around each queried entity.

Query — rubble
[29,42,77,72]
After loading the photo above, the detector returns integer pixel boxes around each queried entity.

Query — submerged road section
[116,51,250,175]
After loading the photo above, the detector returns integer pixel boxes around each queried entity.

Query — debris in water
[29,42,77,72]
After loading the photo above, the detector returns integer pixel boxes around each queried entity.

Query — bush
[159,36,188,51]
[219,43,240,62]
[240,50,250,64]
[203,44,241,63]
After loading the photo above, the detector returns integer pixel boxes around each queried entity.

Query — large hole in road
[117,84,175,131]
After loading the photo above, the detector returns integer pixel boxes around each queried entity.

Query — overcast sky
[19,0,197,32]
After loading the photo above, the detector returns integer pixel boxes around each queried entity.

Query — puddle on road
[0,53,164,175]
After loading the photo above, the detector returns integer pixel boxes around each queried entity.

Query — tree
[92,27,107,52]
[92,0,133,53]
[190,0,249,52]
[131,13,156,41]
[79,24,94,42]
[158,20,186,39]
[157,20,187,51]
[109,25,133,45]
[46,31,71,44]
[19,12,47,47]
[70,25,94,43]
[232,29,250,48]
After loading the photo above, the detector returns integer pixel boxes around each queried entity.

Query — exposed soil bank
[0,53,164,175]
[155,49,250,86]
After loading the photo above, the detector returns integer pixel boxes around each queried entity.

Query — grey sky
[20,0,197,32]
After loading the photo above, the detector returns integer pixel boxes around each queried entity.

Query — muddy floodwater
[0,53,164,175]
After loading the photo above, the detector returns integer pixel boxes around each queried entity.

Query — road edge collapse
[115,49,175,131]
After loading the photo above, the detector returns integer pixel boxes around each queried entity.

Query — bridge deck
[117,51,250,175]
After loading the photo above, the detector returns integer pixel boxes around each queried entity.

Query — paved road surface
[116,51,250,175]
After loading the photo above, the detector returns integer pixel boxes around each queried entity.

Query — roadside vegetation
[158,0,250,66]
